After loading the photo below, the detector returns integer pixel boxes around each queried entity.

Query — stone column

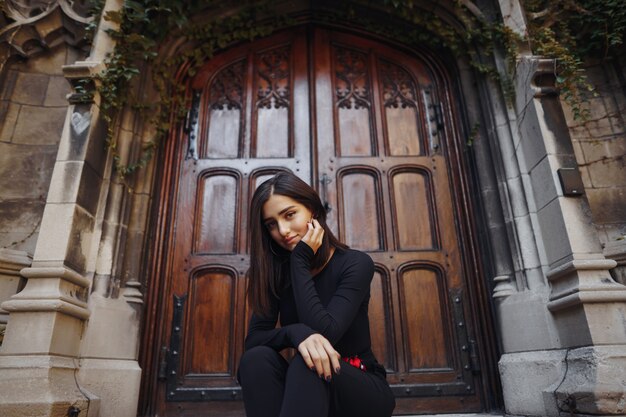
[0,1,123,416]
[500,56,626,416]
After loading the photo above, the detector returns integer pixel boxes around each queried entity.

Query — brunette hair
[247,171,347,316]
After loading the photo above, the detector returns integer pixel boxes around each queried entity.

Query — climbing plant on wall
[85,0,625,178]
[524,0,626,119]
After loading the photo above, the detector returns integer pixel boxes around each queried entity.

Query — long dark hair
[247,172,347,316]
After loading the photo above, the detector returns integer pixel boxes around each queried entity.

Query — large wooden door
[152,27,487,416]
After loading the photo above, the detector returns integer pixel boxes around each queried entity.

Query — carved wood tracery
[334,46,371,110]
[209,60,246,111]
[256,46,290,110]
[381,60,418,109]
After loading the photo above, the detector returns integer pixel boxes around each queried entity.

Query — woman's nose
[277,221,289,236]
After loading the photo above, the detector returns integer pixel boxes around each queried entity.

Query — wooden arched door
[152,26,489,416]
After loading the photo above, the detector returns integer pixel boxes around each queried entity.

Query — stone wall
[562,51,626,285]
[0,45,84,254]
[564,52,626,248]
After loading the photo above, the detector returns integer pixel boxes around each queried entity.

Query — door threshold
[398,414,503,417]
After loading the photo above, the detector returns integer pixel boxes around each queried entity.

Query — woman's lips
[283,236,297,245]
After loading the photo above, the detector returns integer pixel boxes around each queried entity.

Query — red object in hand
[342,355,366,371]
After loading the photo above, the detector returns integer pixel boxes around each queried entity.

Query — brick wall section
[0,44,84,254]
[562,52,626,249]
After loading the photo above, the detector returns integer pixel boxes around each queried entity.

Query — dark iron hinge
[469,339,481,373]
[158,345,169,381]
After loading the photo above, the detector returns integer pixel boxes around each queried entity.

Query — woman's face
[262,194,313,251]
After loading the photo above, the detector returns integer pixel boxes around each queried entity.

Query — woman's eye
[286,211,295,219]
[265,222,276,230]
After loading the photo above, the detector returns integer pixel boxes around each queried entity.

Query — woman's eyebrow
[263,205,297,223]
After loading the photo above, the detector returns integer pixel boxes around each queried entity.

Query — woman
[238,172,395,417]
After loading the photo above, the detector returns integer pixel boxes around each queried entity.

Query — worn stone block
[12,105,66,145]
[12,72,48,106]
[528,155,558,211]
[496,290,559,353]
[56,105,108,178]
[65,45,87,66]
[585,156,626,189]
[0,355,97,417]
[0,200,44,236]
[43,75,70,107]
[32,203,74,263]
[537,198,572,265]
[0,102,20,142]
[587,188,626,224]
[0,232,39,255]
[20,44,67,76]
[2,311,84,356]
[499,349,566,416]
[33,203,95,273]
[518,105,547,171]
[579,136,626,166]
[80,294,140,360]
[0,142,57,200]
[47,161,102,216]
[0,70,17,100]
[78,357,140,417]
[559,197,605,255]
[555,345,626,415]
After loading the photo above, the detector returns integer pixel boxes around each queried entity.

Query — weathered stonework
[0,1,625,417]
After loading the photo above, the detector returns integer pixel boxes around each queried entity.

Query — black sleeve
[289,241,374,344]
[244,297,316,351]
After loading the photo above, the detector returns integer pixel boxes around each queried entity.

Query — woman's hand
[301,218,324,254]
[297,333,341,381]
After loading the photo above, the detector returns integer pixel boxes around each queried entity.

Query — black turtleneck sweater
[244,241,382,373]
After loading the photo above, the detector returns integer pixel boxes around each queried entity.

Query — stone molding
[1,265,90,320]
[546,259,626,311]
[0,0,91,74]
[604,240,626,285]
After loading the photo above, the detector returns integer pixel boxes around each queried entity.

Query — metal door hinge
[469,339,481,373]
[158,346,169,381]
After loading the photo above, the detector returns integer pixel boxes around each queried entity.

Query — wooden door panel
[379,59,425,156]
[155,26,488,415]
[203,59,246,159]
[400,267,451,371]
[369,268,396,372]
[390,169,436,250]
[333,45,376,156]
[338,169,385,250]
[252,44,292,158]
[315,28,481,410]
[194,172,240,254]
[186,268,237,375]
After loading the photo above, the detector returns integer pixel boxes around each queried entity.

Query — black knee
[238,346,284,384]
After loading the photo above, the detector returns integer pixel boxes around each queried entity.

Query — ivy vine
[524,0,626,120]
[88,0,289,179]
[84,0,625,178]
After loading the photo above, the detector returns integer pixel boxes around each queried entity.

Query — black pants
[238,346,395,417]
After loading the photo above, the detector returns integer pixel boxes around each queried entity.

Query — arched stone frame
[119,3,516,413]
[2,1,624,417]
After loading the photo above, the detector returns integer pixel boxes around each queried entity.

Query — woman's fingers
[297,343,315,371]
[323,341,342,374]
[297,334,339,381]
[301,219,324,254]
